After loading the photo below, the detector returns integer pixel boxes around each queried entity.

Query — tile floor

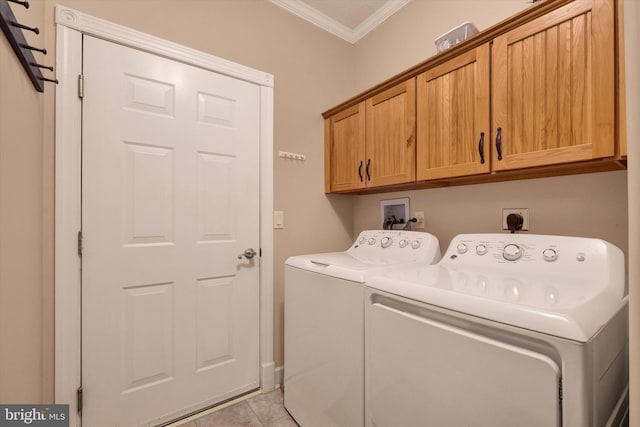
[183,388,298,427]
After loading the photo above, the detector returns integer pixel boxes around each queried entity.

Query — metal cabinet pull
[478,132,485,164]
[366,159,371,181]
[496,127,503,161]
[358,160,363,182]
[237,248,257,260]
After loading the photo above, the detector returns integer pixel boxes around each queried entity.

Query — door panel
[417,44,491,180]
[366,80,416,187]
[328,103,366,192]
[82,35,260,426]
[492,0,615,170]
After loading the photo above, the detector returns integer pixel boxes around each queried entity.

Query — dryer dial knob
[476,244,488,256]
[381,237,392,248]
[411,240,421,249]
[456,243,468,254]
[368,238,376,245]
[542,248,558,262]
[399,239,408,248]
[503,244,523,261]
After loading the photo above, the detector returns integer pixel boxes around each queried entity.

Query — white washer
[284,230,441,427]
[365,233,628,427]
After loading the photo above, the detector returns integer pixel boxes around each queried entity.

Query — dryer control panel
[441,233,626,299]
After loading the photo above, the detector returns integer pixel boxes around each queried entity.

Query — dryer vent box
[380,198,410,230]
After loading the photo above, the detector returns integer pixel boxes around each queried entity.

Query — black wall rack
[0,0,57,92]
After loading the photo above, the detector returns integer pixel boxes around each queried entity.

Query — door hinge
[78,74,84,99]
[77,231,83,256]
[76,387,83,413]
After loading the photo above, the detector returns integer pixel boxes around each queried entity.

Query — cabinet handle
[366,159,371,181]
[496,127,503,161]
[358,160,363,182]
[478,132,485,164]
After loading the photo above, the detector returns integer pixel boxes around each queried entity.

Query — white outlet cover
[502,208,529,231]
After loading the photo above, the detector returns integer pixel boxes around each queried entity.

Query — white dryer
[365,233,628,427]
[284,230,441,427]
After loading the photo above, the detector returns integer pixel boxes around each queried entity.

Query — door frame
[54,6,274,426]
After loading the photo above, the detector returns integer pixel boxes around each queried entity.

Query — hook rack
[0,0,57,92]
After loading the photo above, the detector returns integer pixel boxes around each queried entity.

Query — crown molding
[269,0,411,44]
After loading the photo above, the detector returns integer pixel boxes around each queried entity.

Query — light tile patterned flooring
[184,388,298,427]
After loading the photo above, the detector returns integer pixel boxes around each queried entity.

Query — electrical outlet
[414,211,425,229]
[502,208,529,231]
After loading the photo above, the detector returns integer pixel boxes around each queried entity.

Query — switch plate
[274,211,284,229]
[502,208,529,231]
[414,211,425,229]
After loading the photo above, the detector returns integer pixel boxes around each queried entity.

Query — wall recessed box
[380,198,410,230]
[435,21,478,52]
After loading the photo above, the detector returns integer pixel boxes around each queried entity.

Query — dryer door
[365,292,561,427]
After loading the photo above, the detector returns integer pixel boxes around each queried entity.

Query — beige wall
[0,0,48,403]
[624,0,640,423]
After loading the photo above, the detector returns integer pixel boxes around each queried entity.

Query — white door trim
[54,6,274,426]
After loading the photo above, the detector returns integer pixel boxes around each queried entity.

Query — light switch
[274,211,284,229]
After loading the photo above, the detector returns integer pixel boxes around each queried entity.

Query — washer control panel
[349,230,441,263]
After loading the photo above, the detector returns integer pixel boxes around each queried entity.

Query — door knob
[237,248,257,260]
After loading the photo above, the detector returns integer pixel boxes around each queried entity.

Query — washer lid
[286,252,423,283]
[367,265,627,342]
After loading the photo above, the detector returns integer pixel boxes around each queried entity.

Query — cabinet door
[325,103,366,192]
[416,44,491,180]
[492,0,615,171]
[365,80,416,187]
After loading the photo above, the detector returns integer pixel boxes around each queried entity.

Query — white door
[81,35,260,426]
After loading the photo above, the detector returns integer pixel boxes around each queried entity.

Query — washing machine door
[365,291,561,427]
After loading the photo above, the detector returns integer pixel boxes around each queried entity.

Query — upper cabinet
[324,80,416,193]
[416,44,491,180]
[323,0,624,194]
[491,0,615,171]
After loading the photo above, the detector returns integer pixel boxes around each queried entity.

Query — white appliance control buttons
[456,243,468,254]
[381,237,393,248]
[368,238,376,245]
[358,237,366,244]
[503,244,523,261]
[399,239,408,248]
[411,240,421,249]
[542,248,558,262]
[476,244,488,256]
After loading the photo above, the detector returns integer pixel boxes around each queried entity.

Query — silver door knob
[238,248,257,260]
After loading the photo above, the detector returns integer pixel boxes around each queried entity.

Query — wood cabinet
[416,44,491,180]
[323,0,623,194]
[491,0,615,171]
[324,80,415,193]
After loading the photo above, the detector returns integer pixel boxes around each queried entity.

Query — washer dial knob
[476,244,488,256]
[542,248,558,262]
[381,237,393,248]
[398,239,408,248]
[358,236,366,244]
[503,244,523,261]
[456,243,468,254]
[368,238,376,245]
[411,240,421,249]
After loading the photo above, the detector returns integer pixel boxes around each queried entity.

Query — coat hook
[7,0,29,8]
[11,21,39,34]
[30,62,54,72]
[19,43,46,55]
[38,76,59,85]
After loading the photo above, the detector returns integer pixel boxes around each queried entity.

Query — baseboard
[261,361,276,392]
[275,365,284,389]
